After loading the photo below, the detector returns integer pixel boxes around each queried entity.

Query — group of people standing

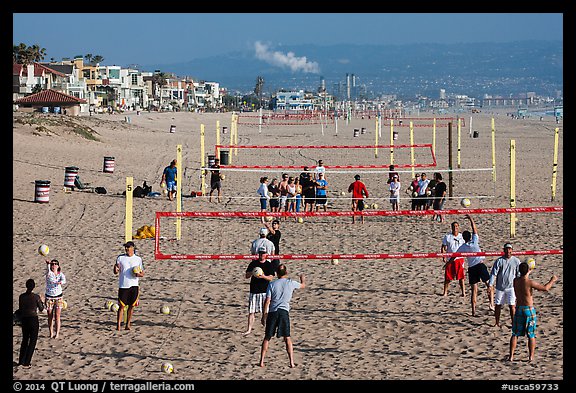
[257,160,329,221]
[440,214,558,362]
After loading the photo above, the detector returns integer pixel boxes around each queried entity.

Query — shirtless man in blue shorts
[508,262,557,362]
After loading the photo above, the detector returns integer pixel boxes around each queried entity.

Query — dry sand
[12,109,563,382]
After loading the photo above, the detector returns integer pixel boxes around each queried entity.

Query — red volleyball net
[154,207,563,260]
[237,111,334,126]
[214,144,437,169]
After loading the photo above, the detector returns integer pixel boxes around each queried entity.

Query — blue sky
[13,13,563,67]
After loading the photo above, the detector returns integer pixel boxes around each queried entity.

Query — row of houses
[13,56,223,115]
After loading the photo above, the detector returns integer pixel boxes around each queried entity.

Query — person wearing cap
[243,247,276,336]
[388,174,401,211]
[113,241,144,331]
[488,243,521,327]
[447,214,494,317]
[250,227,275,256]
[160,159,177,201]
[348,174,369,224]
[314,172,328,212]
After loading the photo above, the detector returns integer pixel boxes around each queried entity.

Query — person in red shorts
[441,221,466,296]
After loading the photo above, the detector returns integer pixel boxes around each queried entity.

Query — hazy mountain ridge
[140,41,563,97]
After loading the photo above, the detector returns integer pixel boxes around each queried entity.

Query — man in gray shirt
[259,264,306,368]
[489,243,521,327]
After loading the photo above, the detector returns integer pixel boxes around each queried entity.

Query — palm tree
[254,76,264,109]
[92,55,104,65]
[84,54,93,64]
[152,72,169,107]
[13,43,46,65]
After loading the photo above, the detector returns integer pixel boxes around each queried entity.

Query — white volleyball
[460,198,471,208]
[526,258,536,270]
[331,258,339,265]
[252,267,264,277]
[371,203,379,209]
[161,362,174,373]
[105,300,114,310]
[297,217,304,223]
[161,305,171,315]
[38,244,49,256]
[111,303,120,312]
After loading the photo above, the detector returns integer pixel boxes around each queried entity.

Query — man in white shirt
[441,221,466,297]
[113,241,144,331]
[489,243,521,327]
[314,159,326,180]
[448,215,494,317]
[416,172,430,210]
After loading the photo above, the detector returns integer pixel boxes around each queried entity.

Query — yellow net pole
[200,124,206,196]
[390,119,394,165]
[551,127,559,201]
[216,120,220,159]
[125,177,133,242]
[374,116,378,158]
[410,121,415,179]
[510,139,516,238]
[176,144,182,239]
[491,117,497,182]
[457,118,462,168]
[432,118,436,157]
[234,114,238,157]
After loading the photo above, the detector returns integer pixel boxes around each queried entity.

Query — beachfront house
[13,62,68,101]
[272,90,314,112]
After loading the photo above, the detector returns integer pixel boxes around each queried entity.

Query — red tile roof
[15,89,87,104]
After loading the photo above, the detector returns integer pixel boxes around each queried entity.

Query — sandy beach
[12,109,563,382]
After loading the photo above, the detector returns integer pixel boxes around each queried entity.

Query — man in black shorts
[113,241,145,331]
[209,158,222,203]
[314,172,328,212]
[259,264,306,368]
[300,170,316,212]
